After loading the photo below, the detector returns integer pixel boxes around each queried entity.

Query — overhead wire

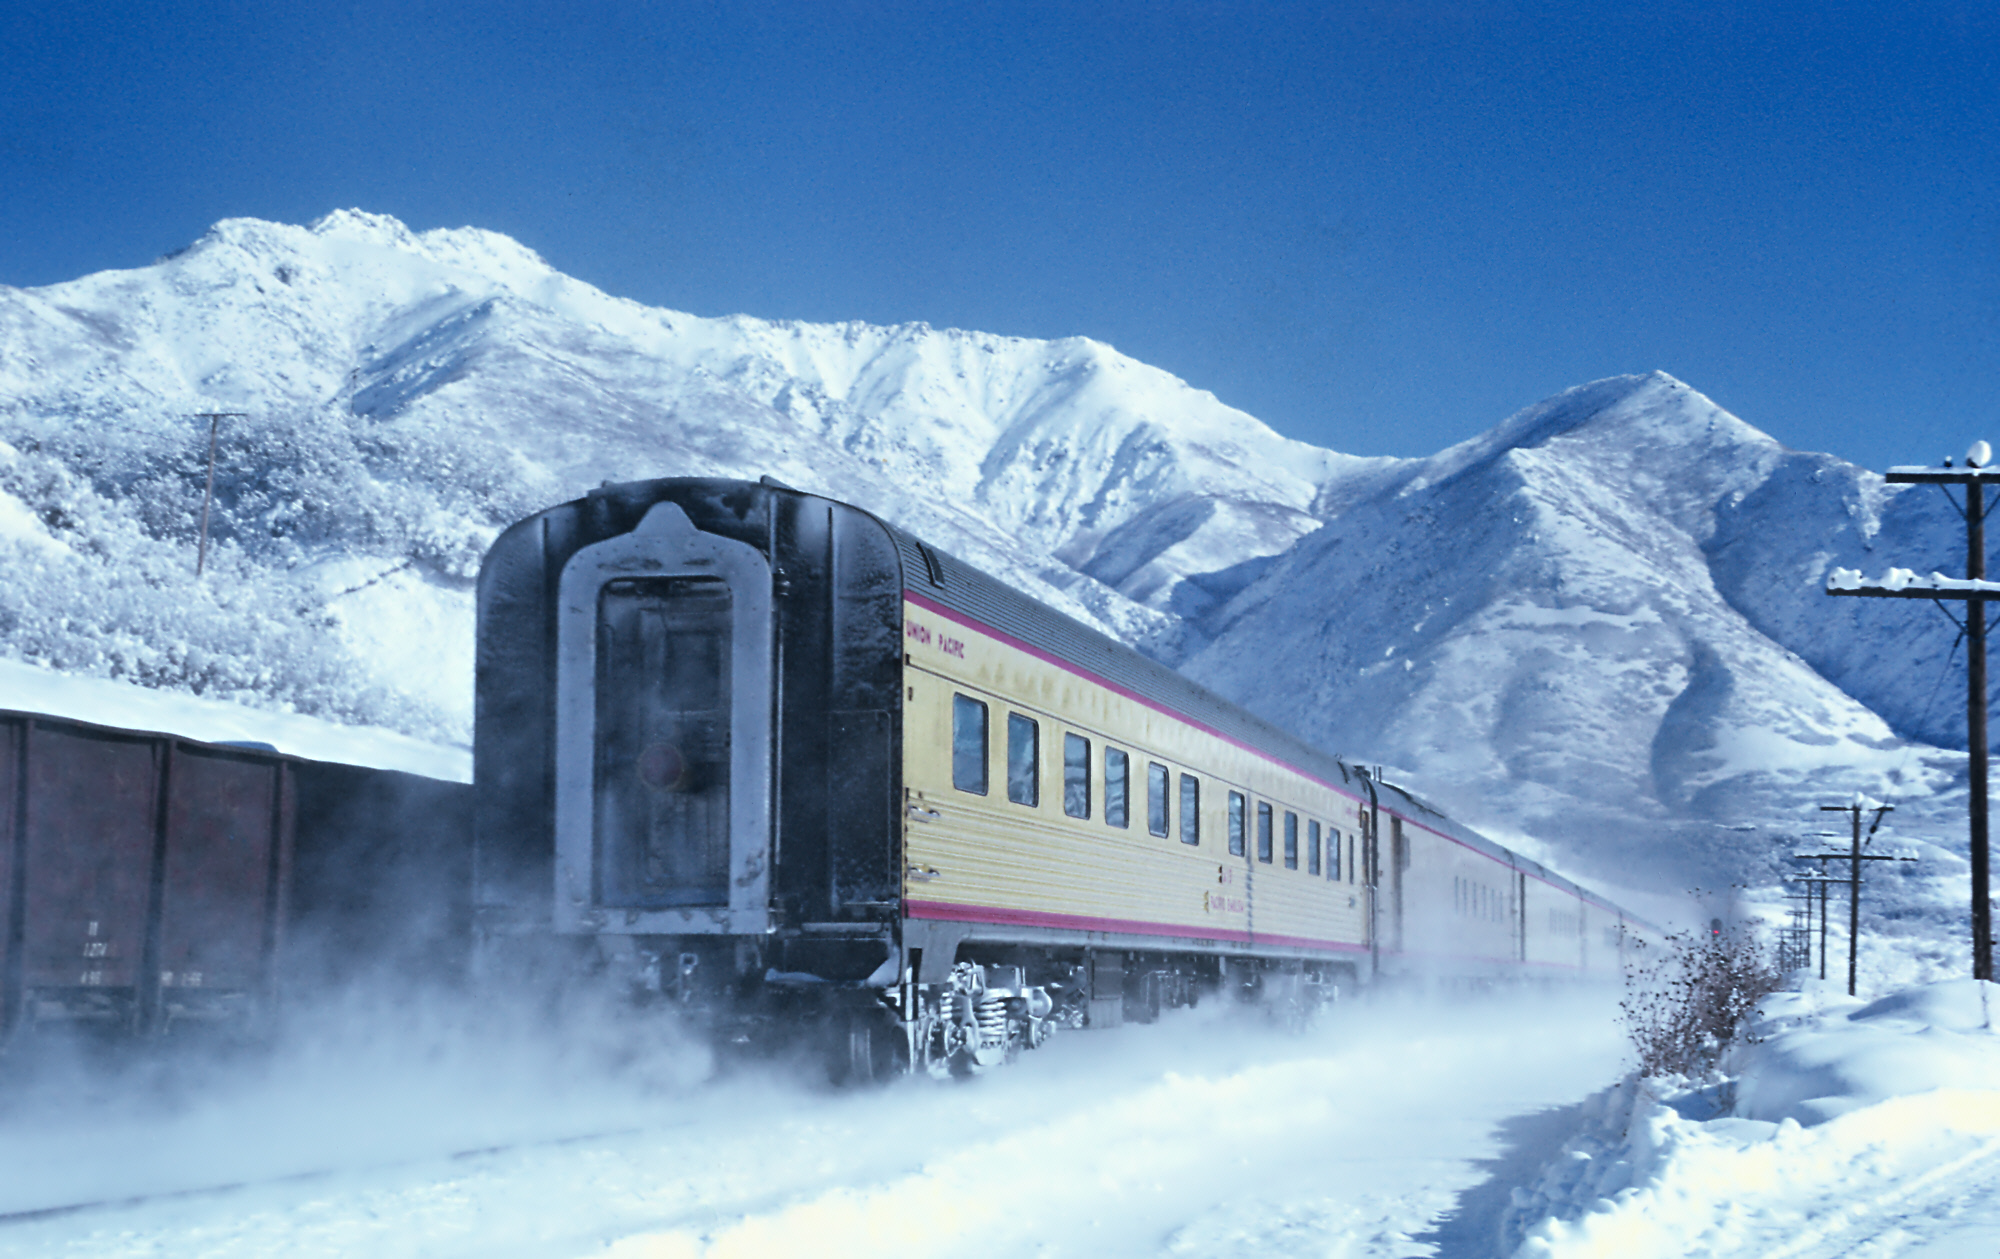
[1870,613,1965,838]
[1869,472,1981,829]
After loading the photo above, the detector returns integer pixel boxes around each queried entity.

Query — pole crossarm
[1887,467,2000,484]
[1826,568,2000,600]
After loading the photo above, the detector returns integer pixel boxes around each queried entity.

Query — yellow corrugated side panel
[900,599,1367,952]
[1521,877,1583,971]
[1400,823,1521,966]
[903,663,1247,937]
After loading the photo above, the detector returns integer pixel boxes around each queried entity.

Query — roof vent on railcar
[915,542,947,588]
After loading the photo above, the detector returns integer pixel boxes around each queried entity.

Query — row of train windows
[1457,878,1590,938]
[1455,876,1508,922]
[950,693,1355,882]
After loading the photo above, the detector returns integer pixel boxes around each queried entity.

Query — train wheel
[827,1010,904,1087]
[920,1014,982,1079]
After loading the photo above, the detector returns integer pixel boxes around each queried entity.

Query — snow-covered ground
[0,989,1627,1258]
[1511,980,2000,1258]
[0,655,468,781]
[10,959,2000,1258]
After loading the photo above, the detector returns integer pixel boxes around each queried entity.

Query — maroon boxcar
[0,709,472,1041]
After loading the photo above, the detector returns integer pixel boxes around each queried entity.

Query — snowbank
[1733,981,2000,1125]
[0,656,468,781]
[1506,980,2000,1257]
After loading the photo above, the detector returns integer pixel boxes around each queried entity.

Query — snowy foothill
[1508,979,2000,1258]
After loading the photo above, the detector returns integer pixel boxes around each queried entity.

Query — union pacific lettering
[903,617,965,658]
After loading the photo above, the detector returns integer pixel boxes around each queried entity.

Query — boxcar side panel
[0,716,20,1036]
[288,764,475,988]
[157,748,284,999]
[22,724,162,1004]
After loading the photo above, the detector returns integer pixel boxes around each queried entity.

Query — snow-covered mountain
[0,211,1980,929]
[0,210,1383,729]
[1183,375,1970,890]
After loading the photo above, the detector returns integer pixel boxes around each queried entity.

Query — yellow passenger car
[475,476,1661,1077]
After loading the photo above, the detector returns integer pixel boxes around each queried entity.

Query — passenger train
[472,476,1661,1078]
[0,474,1656,1073]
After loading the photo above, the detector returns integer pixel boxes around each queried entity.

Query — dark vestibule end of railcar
[471,477,906,1007]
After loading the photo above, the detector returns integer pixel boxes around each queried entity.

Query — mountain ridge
[0,212,1980,949]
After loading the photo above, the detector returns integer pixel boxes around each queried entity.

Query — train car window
[1063,733,1091,819]
[1256,802,1273,863]
[1147,762,1170,836]
[1227,791,1246,856]
[1348,835,1356,884]
[1326,825,1339,880]
[1307,819,1321,875]
[1105,747,1130,828]
[1283,811,1299,869]
[951,694,988,794]
[1179,775,1200,845]
[1007,714,1040,806]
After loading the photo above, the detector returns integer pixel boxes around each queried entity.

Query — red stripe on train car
[904,899,1369,954]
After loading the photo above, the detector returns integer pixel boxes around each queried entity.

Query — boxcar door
[21,722,163,1027]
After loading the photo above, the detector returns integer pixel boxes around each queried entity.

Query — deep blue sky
[2,1,1994,469]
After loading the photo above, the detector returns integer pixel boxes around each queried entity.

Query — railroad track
[0,1122,661,1227]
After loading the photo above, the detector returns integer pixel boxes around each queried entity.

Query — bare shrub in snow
[1620,924,1782,1077]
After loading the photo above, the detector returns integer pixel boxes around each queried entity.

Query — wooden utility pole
[1779,887,1816,972]
[1785,868,1842,979]
[1827,447,2000,980]
[190,413,245,578]
[1810,802,1895,994]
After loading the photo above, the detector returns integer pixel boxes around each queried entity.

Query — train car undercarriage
[583,929,1360,1083]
